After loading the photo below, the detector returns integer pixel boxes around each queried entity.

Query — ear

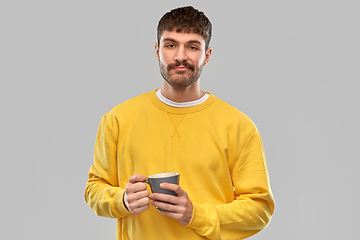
[203,47,212,67]
[154,42,160,62]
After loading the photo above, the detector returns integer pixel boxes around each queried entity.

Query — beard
[159,59,204,88]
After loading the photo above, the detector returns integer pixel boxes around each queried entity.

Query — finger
[127,189,150,202]
[128,174,147,184]
[131,200,150,215]
[128,196,150,211]
[153,200,193,226]
[150,198,176,211]
[150,193,177,205]
[126,182,148,194]
[160,183,185,196]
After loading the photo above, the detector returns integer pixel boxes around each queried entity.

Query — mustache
[167,61,195,71]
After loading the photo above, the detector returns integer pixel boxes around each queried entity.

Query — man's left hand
[150,183,193,226]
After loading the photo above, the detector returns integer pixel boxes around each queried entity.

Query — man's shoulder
[212,96,251,120]
[109,90,153,113]
[97,90,155,124]
[209,95,258,132]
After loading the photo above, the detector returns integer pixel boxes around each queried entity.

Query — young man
[85,6,274,240]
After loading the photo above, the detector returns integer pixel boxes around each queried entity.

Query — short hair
[157,6,212,51]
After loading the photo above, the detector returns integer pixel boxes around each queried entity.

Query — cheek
[159,51,172,65]
[194,57,206,67]
[192,52,206,65]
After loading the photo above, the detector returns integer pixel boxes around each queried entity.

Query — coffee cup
[145,172,180,205]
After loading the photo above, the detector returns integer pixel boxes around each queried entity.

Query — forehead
[160,30,205,45]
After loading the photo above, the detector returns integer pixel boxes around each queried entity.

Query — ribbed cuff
[186,203,211,234]
[114,189,131,217]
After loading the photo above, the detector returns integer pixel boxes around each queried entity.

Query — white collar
[156,89,210,108]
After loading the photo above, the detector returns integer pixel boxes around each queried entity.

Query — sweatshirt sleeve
[187,129,275,240]
[84,113,130,218]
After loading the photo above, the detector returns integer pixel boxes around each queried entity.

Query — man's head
[155,6,213,90]
[157,6,212,51]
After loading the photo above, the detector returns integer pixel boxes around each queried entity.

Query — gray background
[1,0,359,239]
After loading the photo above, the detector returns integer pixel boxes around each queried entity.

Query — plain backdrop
[1,1,359,239]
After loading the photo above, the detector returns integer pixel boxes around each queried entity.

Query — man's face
[155,30,211,89]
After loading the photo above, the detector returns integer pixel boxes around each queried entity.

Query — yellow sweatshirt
[85,89,274,240]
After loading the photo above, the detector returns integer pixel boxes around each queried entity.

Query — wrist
[123,192,133,214]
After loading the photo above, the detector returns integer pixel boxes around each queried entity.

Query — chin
[167,78,199,88]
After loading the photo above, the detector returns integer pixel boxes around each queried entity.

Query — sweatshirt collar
[149,89,216,114]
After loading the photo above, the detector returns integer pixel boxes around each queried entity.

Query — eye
[166,44,175,48]
[189,46,198,50]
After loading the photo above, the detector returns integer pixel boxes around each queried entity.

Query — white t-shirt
[156,89,210,108]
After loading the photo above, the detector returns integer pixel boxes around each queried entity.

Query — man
[85,6,274,240]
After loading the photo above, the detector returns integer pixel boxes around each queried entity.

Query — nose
[174,46,188,62]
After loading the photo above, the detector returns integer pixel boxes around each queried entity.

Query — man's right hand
[123,174,150,215]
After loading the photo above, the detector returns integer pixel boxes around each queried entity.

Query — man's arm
[150,129,274,240]
[84,114,131,218]
[194,129,274,239]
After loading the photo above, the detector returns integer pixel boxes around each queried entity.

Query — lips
[172,66,189,71]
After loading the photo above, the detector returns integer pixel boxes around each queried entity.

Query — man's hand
[150,183,193,226]
[124,174,150,215]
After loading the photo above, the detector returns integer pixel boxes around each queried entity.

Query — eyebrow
[162,38,202,45]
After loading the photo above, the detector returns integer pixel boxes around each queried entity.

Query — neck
[161,80,205,102]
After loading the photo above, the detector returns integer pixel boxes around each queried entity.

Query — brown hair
[157,6,212,51]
